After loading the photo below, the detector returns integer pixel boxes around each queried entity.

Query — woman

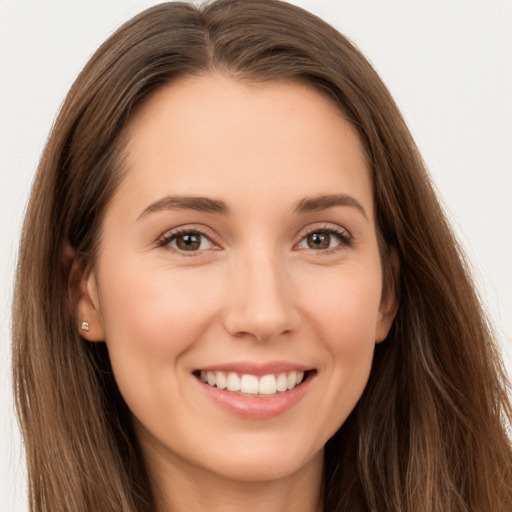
[12,1,512,510]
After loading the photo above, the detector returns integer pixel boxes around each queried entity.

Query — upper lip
[194,361,314,376]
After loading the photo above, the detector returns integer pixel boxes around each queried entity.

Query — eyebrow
[295,194,368,220]
[137,193,367,220]
[138,195,230,219]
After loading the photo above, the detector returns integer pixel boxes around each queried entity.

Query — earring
[80,321,90,332]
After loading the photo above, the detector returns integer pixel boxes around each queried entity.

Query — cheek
[96,261,227,431]
[327,281,381,381]
[300,268,382,426]
[98,261,223,371]
[303,265,383,347]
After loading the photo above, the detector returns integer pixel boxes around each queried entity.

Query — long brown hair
[12,1,512,510]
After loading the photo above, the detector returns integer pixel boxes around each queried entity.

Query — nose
[222,248,298,343]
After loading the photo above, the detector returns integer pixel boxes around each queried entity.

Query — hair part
[13,1,512,511]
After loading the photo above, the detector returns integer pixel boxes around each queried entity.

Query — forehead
[116,73,372,219]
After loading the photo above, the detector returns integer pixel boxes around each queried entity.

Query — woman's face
[80,74,396,484]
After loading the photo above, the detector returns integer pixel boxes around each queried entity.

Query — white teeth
[226,372,241,391]
[259,374,277,395]
[241,374,259,394]
[215,371,227,390]
[276,373,288,392]
[199,369,307,395]
[287,372,297,390]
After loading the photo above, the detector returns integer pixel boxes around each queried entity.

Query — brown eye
[306,232,331,249]
[297,228,351,251]
[165,231,214,252]
[176,233,201,251]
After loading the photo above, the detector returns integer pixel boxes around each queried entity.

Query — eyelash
[157,224,353,255]
[157,227,217,256]
[295,225,353,253]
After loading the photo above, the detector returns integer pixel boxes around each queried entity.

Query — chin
[192,433,325,484]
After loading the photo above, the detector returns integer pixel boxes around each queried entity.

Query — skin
[78,74,397,512]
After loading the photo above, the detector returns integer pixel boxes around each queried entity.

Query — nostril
[222,276,298,341]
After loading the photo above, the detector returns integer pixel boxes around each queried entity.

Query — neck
[145,444,324,512]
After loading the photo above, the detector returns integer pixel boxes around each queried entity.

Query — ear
[67,244,106,342]
[375,247,399,343]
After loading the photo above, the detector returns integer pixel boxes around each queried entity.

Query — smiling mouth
[194,370,313,397]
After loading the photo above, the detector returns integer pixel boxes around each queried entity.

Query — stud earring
[80,321,90,332]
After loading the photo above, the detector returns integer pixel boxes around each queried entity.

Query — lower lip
[197,374,313,420]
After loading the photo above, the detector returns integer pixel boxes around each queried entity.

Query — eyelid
[156,222,353,255]
[293,223,353,252]
[156,225,221,254]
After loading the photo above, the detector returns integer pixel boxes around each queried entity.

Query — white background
[1,1,511,510]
